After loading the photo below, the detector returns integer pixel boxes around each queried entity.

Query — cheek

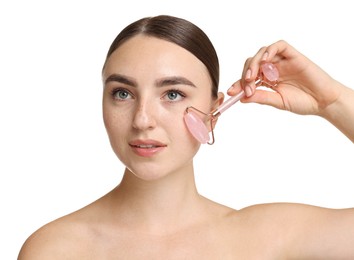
[172,112,202,148]
[165,113,201,159]
[103,105,115,134]
[103,105,129,143]
[103,107,132,165]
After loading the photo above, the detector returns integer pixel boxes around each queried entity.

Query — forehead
[102,35,211,85]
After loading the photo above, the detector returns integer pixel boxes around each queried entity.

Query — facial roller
[184,62,279,144]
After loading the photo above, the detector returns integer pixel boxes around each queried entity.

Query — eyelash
[164,89,186,102]
[111,88,133,100]
[110,88,187,102]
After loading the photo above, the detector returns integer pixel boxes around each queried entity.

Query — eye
[111,88,133,100]
[163,89,186,102]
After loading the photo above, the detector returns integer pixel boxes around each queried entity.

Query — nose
[132,101,157,130]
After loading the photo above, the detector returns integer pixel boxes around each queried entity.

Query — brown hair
[102,15,219,98]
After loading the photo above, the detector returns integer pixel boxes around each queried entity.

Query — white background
[1,0,354,258]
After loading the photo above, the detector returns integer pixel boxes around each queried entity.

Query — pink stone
[184,110,210,144]
[261,62,279,82]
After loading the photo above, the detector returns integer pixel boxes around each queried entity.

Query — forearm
[321,81,354,143]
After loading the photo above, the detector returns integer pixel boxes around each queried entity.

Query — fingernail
[227,85,234,93]
[245,85,253,97]
[245,69,251,80]
[262,51,269,61]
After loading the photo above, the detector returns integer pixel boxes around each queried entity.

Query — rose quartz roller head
[184,62,279,144]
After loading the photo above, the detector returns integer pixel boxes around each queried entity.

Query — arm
[229,40,354,142]
[230,40,354,258]
[281,204,354,259]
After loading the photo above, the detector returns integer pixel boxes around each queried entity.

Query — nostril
[132,105,156,130]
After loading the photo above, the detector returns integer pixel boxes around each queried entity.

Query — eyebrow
[156,76,196,88]
[104,74,196,89]
[104,74,137,87]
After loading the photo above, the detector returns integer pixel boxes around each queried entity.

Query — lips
[129,139,166,157]
[131,144,159,148]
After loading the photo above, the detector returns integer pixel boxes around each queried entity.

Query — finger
[262,40,299,63]
[245,46,268,81]
[239,59,254,97]
[240,89,285,111]
[242,46,273,97]
[238,59,260,98]
[227,80,244,96]
[238,41,295,98]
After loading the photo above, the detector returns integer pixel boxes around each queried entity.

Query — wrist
[321,82,354,142]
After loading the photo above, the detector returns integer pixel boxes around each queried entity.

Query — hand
[228,40,341,116]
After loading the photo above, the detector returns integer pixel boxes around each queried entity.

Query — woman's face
[102,35,221,180]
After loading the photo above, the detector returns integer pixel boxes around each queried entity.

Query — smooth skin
[19,38,354,259]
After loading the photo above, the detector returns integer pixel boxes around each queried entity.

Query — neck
[109,163,204,233]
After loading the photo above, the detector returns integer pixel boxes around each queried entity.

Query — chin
[126,165,171,182]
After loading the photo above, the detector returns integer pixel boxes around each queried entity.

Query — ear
[215,92,225,107]
[208,92,224,131]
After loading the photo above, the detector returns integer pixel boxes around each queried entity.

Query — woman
[19,15,354,259]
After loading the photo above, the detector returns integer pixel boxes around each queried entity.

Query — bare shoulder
[224,203,302,242]
[223,202,340,258]
[235,202,354,258]
[238,201,321,214]
[18,213,91,260]
[18,191,116,259]
[17,193,111,260]
[233,202,334,230]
